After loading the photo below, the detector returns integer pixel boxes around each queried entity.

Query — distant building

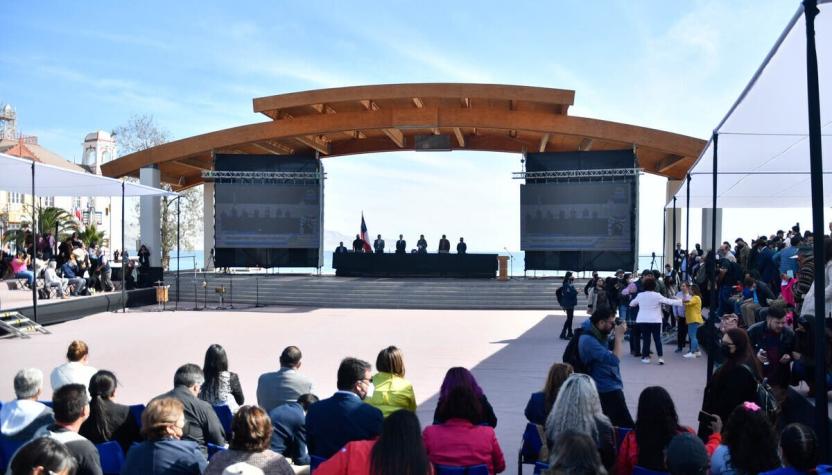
[0,103,123,252]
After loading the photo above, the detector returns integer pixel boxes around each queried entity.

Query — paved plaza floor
[0,306,708,468]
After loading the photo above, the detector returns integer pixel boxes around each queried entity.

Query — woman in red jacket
[616,386,721,474]
[315,410,432,475]
[423,386,505,474]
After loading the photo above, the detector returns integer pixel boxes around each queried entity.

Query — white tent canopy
[671,0,831,208]
[0,152,176,197]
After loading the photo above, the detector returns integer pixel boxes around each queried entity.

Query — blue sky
[2,0,818,255]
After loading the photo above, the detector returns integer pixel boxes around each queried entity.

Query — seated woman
[199,344,245,413]
[11,251,33,288]
[432,367,497,428]
[367,346,416,417]
[423,386,505,474]
[204,405,294,475]
[616,386,720,475]
[710,402,780,475]
[44,261,69,298]
[79,370,142,453]
[545,374,615,472]
[762,423,819,475]
[545,430,608,475]
[315,410,431,475]
[8,436,77,475]
[50,340,98,393]
[122,398,208,475]
[524,363,573,426]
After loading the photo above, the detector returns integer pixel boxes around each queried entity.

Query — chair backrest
[0,437,25,473]
[434,464,489,475]
[615,426,632,446]
[38,400,53,408]
[213,404,233,437]
[632,466,669,475]
[533,461,550,475]
[128,404,145,428]
[207,442,226,460]
[96,441,126,475]
[520,422,544,462]
[310,454,327,472]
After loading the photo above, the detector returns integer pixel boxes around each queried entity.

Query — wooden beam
[381,128,405,148]
[657,154,685,173]
[293,135,331,155]
[412,97,424,108]
[461,97,470,108]
[509,130,517,138]
[453,128,465,147]
[509,99,516,111]
[262,140,295,154]
[250,143,281,155]
[171,159,207,172]
[539,133,550,153]
[578,138,594,151]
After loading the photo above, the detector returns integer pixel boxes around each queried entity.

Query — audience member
[152,363,226,455]
[316,410,432,475]
[710,402,780,475]
[122,397,208,475]
[305,357,383,459]
[44,260,69,298]
[257,346,314,413]
[629,277,682,365]
[199,344,245,413]
[524,362,573,426]
[50,340,98,393]
[31,384,102,475]
[542,430,607,475]
[367,346,416,417]
[800,237,832,320]
[424,386,505,474]
[11,251,33,287]
[616,386,718,475]
[557,273,578,340]
[681,283,704,358]
[665,433,709,475]
[578,308,634,428]
[78,370,141,453]
[8,436,77,475]
[762,423,819,475]
[749,305,795,396]
[0,368,54,443]
[700,328,760,438]
[205,405,294,475]
[61,254,87,296]
[433,367,497,428]
[269,393,318,466]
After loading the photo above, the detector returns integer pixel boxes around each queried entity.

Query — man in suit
[257,346,314,413]
[395,235,407,255]
[269,393,319,466]
[305,357,383,459]
[457,237,467,255]
[335,242,348,254]
[438,235,451,254]
[417,235,428,254]
[373,234,385,254]
[352,235,364,253]
[152,364,226,455]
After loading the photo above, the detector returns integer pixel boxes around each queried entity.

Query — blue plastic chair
[615,426,632,446]
[207,443,226,460]
[129,404,145,428]
[96,441,125,475]
[517,422,544,473]
[212,404,233,437]
[38,400,53,408]
[434,464,489,475]
[0,438,25,472]
[310,455,326,472]
[533,461,550,475]
[633,466,669,475]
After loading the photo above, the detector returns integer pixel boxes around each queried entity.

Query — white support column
[664,180,683,266]
[139,166,162,267]
[701,208,723,252]
[203,182,214,270]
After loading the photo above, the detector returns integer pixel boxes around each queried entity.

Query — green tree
[2,205,79,247]
[77,223,106,247]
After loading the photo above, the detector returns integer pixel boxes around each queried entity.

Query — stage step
[0,311,51,339]
[165,274,593,310]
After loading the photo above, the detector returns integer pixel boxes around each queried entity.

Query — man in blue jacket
[578,307,634,428]
[305,357,383,459]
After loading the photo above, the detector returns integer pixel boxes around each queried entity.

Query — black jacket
[80,398,142,453]
[153,386,226,455]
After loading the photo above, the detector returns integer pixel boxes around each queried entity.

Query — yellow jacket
[684,295,704,325]
[367,372,416,417]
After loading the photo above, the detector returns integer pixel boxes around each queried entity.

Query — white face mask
[361,382,374,400]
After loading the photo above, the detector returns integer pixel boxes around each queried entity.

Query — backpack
[741,364,780,421]
[562,328,589,374]
[556,286,564,305]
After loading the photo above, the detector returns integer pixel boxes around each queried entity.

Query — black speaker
[138,267,164,288]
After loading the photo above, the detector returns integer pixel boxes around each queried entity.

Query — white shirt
[50,361,98,392]
[629,291,681,324]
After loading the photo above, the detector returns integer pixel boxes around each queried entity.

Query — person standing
[335,242,348,254]
[417,235,428,254]
[557,272,578,340]
[457,238,467,255]
[395,235,407,255]
[681,283,704,358]
[352,235,364,253]
[373,235,385,254]
[438,235,451,254]
[628,277,682,365]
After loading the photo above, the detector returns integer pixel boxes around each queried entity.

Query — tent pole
[803,0,829,461]
[685,174,691,282]
[31,161,37,323]
[662,203,667,269]
[707,132,718,382]
[176,196,180,310]
[121,181,126,313]
[672,196,677,272]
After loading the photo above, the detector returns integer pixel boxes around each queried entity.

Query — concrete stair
[165,273,591,310]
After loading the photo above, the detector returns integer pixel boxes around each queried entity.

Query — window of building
[44,196,55,207]
[9,192,23,204]
[72,197,81,209]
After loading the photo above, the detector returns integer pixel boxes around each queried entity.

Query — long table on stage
[333,252,498,278]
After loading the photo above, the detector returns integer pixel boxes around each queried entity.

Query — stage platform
[166,273,590,310]
[333,252,498,278]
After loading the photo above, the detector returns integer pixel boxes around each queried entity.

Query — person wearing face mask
[305,357,383,460]
[698,328,760,439]
[557,272,578,340]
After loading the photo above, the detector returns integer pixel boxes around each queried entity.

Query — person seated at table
[417,235,428,254]
[335,242,348,254]
[396,235,407,255]
[438,235,451,254]
[457,238,467,255]
[11,251,33,288]
[352,235,364,253]
[373,235,385,254]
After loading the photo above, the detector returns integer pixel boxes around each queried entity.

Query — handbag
[741,364,779,421]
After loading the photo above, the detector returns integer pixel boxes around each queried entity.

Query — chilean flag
[360,213,372,253]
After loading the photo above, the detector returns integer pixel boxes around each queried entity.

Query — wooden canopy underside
[101,84,706,190]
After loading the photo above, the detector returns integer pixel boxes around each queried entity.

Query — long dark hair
[370,410,431,475]
[88,370,118,439]
[719,328,761,379]
[723,405,780,473]
[202,344,229,393]
[437,386,482,424]
[634,386,683,470]
[543,363,573,417]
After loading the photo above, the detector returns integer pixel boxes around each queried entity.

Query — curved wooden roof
[101,83,706,190]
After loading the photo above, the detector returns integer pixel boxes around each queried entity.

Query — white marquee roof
[0,152,176,197]
[672,1,831,208]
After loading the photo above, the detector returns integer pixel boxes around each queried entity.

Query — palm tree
[77,223,106,247]
[2,206,78,247]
